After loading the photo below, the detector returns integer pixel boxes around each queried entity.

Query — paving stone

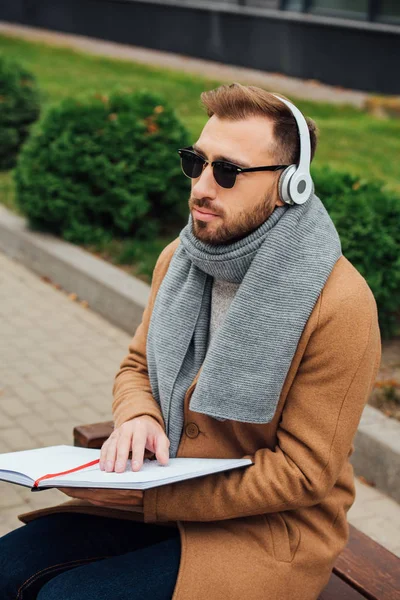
[34,431,71,447]
[11,362,41,376]
[12,336,43,351]
[0,482,26,509]
[73,366,111,385]
[0,438,11,453]
[26,373,61,392]
[66,378,98,397]
[67,405,106,425]
[84,394,112,412]
[46,364,78,383]
[50,389,82,409]
[0,413,14,429]
[0,370,26,386]
[9,383,47,405]
[54,353,92,370]
[2,395,30,418]
[93,359,122,376]
[0,427,38,452]
[54,421,80,441]
[18,414,53,436]
[34,403,69,423]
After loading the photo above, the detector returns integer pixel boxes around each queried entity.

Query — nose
[191,162,218,200]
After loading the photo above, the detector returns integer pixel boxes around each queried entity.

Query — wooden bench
[74,422,400,600]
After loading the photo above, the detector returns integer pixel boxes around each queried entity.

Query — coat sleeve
[112,240,179,431]
[142,280,382,523]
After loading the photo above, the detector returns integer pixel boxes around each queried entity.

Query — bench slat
[333,524,400,600]
[318,572,366,599]
[74,421,113,448]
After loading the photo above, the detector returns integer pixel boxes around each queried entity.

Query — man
[0,83,381,600]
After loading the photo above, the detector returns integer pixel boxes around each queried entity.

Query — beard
[190,186,277,246]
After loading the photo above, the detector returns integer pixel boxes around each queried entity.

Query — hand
[57,487,144,510]
[100,415,170,473]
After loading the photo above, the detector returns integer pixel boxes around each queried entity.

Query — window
[309,1,368,20]
[283,0,304,10]
[378,0,400,24]
[245,0,282,8]
[281,0,400,25]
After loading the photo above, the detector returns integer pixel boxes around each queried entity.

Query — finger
[155,433,170,466]
[114,430,132,473]
[104,431,119,472]
[131,425,147,472]
[99,439,109,471]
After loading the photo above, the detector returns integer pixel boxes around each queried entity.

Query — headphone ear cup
[278,165,296,205]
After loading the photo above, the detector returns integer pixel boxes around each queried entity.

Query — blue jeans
[0,513,181,600]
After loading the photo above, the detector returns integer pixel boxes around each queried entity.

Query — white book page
[0,445,100,481]
[0,446,252,489]
[52,457,252,486]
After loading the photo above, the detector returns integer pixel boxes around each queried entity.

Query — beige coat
[19,237,382,600]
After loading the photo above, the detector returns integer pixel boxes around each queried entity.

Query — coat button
[185,422,200,439]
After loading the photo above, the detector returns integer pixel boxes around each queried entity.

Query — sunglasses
[178,147,289,189]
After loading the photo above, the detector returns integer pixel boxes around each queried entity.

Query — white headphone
[271,94,314,206]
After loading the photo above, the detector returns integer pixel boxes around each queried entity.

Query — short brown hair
[200,83,318,165]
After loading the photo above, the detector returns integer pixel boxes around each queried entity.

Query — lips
[194,207,217,216]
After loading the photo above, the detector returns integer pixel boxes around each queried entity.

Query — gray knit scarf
[146,194,342,458]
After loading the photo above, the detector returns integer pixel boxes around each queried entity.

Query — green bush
[14,90,191,244]
[312,165,400,339]
[0,54,41,170]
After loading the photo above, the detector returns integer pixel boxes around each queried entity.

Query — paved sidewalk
[0,250,399,558]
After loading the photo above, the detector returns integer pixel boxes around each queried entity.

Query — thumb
[155,433,170,466]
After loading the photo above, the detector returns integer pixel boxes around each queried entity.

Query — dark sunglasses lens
[180,152,204,179]
[213,162,237,189]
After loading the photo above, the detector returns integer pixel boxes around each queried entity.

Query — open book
[0,445,253,491]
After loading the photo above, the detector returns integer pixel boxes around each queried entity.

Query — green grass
[0,171,17,214]
[1,33,400,283]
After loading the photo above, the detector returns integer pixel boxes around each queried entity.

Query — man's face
[188,115,285,245]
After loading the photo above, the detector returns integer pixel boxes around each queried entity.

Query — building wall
[1,0,399,94]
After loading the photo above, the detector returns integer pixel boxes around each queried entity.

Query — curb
[0,205,399,503]
[0,206,150,335]
[351,405,400,504]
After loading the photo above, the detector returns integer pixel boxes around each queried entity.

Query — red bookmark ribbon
[33,459,100,488]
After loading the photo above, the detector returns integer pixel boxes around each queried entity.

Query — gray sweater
[207,278,240,348]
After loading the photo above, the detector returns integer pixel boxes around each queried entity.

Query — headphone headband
[271,95,311,172]
[270,93,314,205]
